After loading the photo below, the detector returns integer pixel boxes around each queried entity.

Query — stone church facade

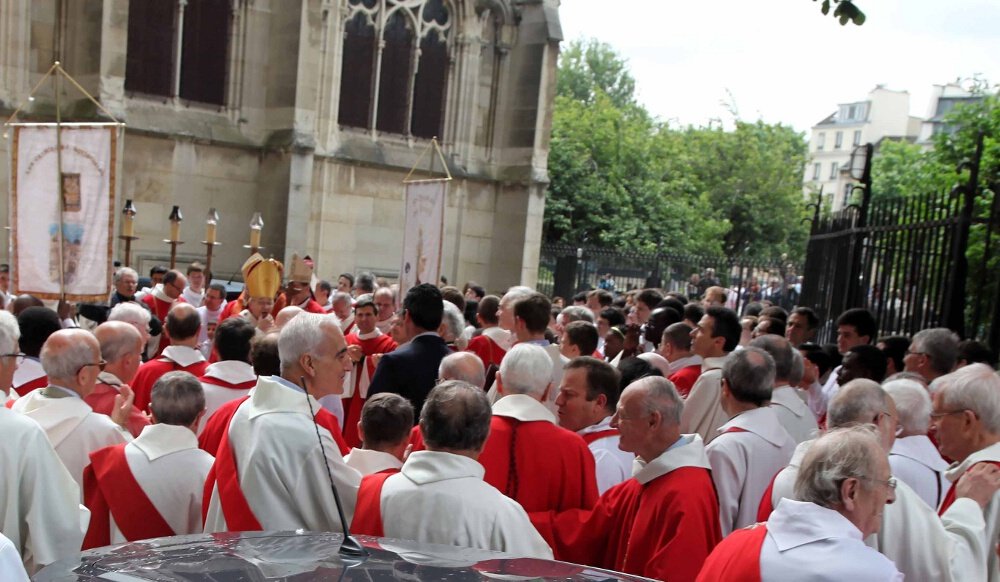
[0,0,561,290]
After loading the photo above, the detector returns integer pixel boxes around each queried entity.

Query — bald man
[85,322,150,436]
[131,304,207,413]
[11,329,132,487]
[272,306,304,332]
[438,351,486,388]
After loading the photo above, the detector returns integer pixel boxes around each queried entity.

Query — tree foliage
[815,0,866,26]
[544,39,809,261]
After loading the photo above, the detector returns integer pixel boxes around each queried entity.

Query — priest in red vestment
[87,322,150,436]
[478,343,598,513]
[464,296,509,369]
[531,376,722,582]
[140,270,187,357]
[131,304,207,413]
[343,298,397,448]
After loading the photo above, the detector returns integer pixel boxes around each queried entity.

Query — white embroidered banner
[399,180,447,293]
[10,124,117,301]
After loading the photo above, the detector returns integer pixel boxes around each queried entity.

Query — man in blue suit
[368,283,450,420]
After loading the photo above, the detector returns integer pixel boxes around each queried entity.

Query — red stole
[756,471,781,522]
[82,445,174,549]
[939,461,1000,514]
[14,375,47,396]
[695,524,767,582]
[582,429,619,445]
[342,333,397,448]
[202,415,263,531]
[349,470,397,537]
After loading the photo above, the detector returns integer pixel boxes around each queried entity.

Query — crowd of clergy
[3,256,1000,582]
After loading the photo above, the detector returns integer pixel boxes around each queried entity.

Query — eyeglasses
[858,475,897,490]
[0,352,25,366]
[906,349,926,356]
[76,360,107,374]
[930,409,969,419]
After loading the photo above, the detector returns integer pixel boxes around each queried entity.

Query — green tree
[556,39,637,109]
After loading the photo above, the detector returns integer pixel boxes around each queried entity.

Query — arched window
[338,0,452,139]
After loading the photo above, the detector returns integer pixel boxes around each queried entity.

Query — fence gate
[800,135,1000,357]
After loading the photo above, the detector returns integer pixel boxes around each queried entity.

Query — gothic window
[125,0,231,106]
[338,0,453,138]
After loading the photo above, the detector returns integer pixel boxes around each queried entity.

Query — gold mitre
[288,253,313,284]
[242,253,283,299]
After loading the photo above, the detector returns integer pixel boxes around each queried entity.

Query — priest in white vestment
[554,358,633,494]
[706,347,795,535]
[767,378,997,582]
[752,336,818,444]
[344,393,411,475]
[203,313,362,533]
[884,377,951,508]
[0,533,29,582]
[681,307,742,443]
[932,364,1000,582]
[0,312,86,573]
[11,329,132,489]
[197,318,258,434]
[699,427,903,581]
[357,380,552,558]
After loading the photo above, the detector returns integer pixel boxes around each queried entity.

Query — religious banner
[10,124,118,301]
[399,180,446,293]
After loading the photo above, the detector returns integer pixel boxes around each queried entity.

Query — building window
[844,182,854,202]
[853,130,862,146]
[816,132,825,151]
[338,0,453,139]
[830,162,839,179]
[125,0,231,106]
[834,131,844,149]
[812,163,821,180]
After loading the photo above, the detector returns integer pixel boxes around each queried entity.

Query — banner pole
[54,61,66,300]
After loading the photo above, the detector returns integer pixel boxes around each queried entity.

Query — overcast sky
[558,0,1000,134]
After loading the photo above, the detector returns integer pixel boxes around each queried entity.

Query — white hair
[332,292,352,306]
[498,343,552,397]
[0,311,19,355]
[113,267,138,284]
[932,363,1000,433]
[278,313,337,369]
[439,351,486,388]
[795,426,883,509]
[108,302,151,326]
[883,378,932,434]
[500,286,534,309]
[40,334,96,380]
[440,301,465,344]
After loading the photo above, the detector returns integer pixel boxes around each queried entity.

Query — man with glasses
[203,313,361,533]
[140,269,187,358]
[11,329,131,488]
[0,311,85,573]
[905,327,960,384]
[761,378,999,582]
[933,363,1000,581]
[85,322,150,437]
[700,427,903,580]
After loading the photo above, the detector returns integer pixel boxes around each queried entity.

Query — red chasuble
[349,471,398,537]
[300,299,327,314]
[669,364,702,398]
[197,395,350,457]
[199,376,257,391]
[530,466,722,582]
[132,358,209,413]
[695,523,767,582]
[85,382,151,437]
[478,416,598,513]
[465,334,506,369]
[939,460,1000,514]
[141,294,186,357]
[342,333,397,448]
[82,445,174,549]
[218,298,245,323]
